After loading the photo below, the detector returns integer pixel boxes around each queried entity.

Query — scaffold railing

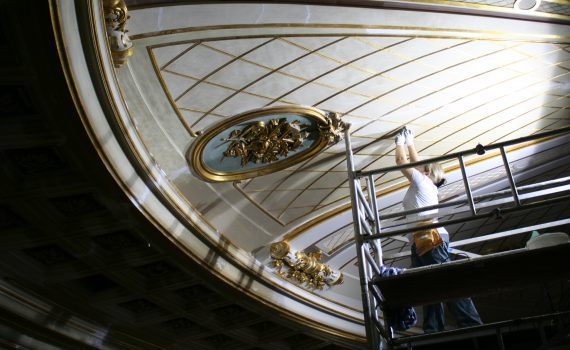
[345,125,570,350]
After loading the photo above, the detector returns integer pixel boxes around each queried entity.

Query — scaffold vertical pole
[459,155,477,216]
[367,174,383,265]
[500,146,521,207]
[345,126,383,349]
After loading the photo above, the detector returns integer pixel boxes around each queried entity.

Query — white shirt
[402,169,448,238]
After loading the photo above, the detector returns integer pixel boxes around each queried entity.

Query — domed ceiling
[60,0,570,342]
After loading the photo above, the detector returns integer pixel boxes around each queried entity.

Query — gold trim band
[131,23,570,41]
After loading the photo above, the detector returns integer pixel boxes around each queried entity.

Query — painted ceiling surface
[154,35,570,224]
[119,2,570,331]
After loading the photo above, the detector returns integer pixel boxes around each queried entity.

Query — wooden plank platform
[373,243,570,308]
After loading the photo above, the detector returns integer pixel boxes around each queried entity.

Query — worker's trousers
[411,239,483,333]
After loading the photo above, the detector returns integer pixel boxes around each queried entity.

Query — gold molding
[131,23,570,42]
[173,39,278,103]
[147,45,199,137]
[187,106,346,182]
[233,181,287,226]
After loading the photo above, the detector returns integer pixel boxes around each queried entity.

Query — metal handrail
[364,194,570,241]
[356,125,570,178]
[392,311,570,347]
[378,176,570,221]
[345,124,570,350]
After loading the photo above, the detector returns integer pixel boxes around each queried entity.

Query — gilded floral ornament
[103,0,133,68]
[188,106,347,182]
[320,111,346,145]
[269,241,343,290]
[222,118,310,167]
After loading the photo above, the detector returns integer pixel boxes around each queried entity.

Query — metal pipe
[366,219,566,259]
[501,145,521,206]
[370,284,384,304]
[344,125,382,349]
[359,211,373,236]
[459,155,477,216]
[381,187,570,235]
[379,199,465,221]
[380,183,570,231]
[538,322,547,346]
[366,176,376,227]
[357,185,374,221]
[360,176,386,344]
[371,282,388,342]
[515,176,570,193]
[392,311,570,347]
[364,194,570,241]
[496,329,505,350]
[364,246,382,277]
[373,316,390,342]
[357,125,570,178]
[365,258,383,349]
[378,176,570,221]
[450,218,570,247]
[368,175,384,265]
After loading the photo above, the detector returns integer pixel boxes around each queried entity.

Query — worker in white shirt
[395,127,482,333]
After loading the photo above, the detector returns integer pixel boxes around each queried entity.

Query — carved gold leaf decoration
[222,118,310,167]
[188,105,346,182]
[269,241,343,290]
[103,0,133,68]
[319,111,347,145]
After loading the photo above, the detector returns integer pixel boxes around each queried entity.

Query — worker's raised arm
[395,131,413,181]
[404,128,421,163]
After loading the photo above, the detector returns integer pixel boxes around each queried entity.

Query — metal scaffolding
[345,125,570,349]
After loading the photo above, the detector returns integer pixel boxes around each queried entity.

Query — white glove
[395,132,405,146]
[404,127,414,145]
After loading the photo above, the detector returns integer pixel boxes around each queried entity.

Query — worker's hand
[404,127,415,145]
[395,131,405,146]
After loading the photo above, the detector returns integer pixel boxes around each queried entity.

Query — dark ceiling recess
[0,2,359,349]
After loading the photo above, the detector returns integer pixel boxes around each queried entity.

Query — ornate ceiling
[1,0,569,349]
[150,31,570,227]
[117,1,570,327]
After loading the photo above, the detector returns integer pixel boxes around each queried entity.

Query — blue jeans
[411,240,483,333]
